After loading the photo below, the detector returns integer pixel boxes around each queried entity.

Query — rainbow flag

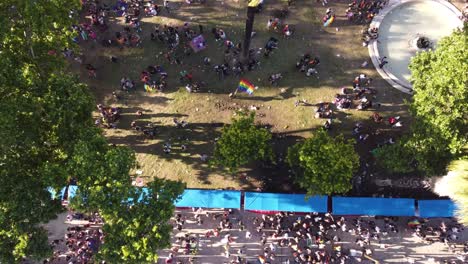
[407,219,420,227]
[323,15,335,27]
[238,79,256,95]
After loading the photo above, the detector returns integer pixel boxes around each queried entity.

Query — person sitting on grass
[372,112,383,123]
[315,102,333,118]
[283,24,293,38]
[334,95,352,110]
[388,116,402,127]
[140,71,150,83]
[306,67,318,77]
[268,18,280,31]
[268,73,283,86]
[309,57,320,67]
[120,77,134,92]
[357,97,372,110]
[85,64,96,78]
[179,70,193,84]
[296,53,311,71]
[218,29,226,40]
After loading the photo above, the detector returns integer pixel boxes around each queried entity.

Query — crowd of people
[345,0,388,24]
[75,0,391,117]
[162,208,467,264]
[43,212,104,264]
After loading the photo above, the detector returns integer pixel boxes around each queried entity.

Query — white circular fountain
[368,0,463,94]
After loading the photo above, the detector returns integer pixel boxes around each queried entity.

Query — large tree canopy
[0,2,92,255]
[94,179,185,263]
[375,27,468,175]
[212,113,273,171]
[287,129,359,196]
[0,0,80,71]
[373,139,416,174]
[68,130,185,263]
[0,71,94,262]
[0,1,184,262]
[408,26,468,174]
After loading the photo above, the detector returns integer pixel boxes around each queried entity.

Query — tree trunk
[241,7,257,64]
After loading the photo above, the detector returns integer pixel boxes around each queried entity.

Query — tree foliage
[95,179,185,263]
[0,1,185,263]
[375,27,468,175]
[0,0,80,72]
[287,129,359,196]
[373,140,416,174]
[68,131,185,263]
[0,71,94,262]
[409,27,468,156]
[212,113,273,171]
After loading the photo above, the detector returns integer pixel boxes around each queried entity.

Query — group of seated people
[144,2,160,16]
[141,65,168,92]
[334,93,374,111]
[357,97,373,110]
[267,18,282,31]
[268,73,283,86]
[313,102,333,130]
[185,82,205,93]
[131,120,157,138]
[296,54,320,76]
[353,73,372,89]
[312,72,379,127]
[173,118,189,128]
[115,29,141,47]
[120,77,135,91]
[314,102,333,119]
[96,104,120,128]
[362,26,379,46]
[345,0,386,24]
[334,94,353,110]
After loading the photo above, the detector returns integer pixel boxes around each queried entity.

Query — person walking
[164,0,170,14]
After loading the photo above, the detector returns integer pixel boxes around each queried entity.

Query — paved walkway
[157,209,467,264]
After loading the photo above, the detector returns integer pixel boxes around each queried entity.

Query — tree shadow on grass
[107,108,308,190]
[106,118,250,186]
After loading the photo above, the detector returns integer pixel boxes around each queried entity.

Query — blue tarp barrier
[333,197,415,216]
[418,200,457,218]
[175,190,241,209]
[47,187,59,199]
[126,187,151,204]
[244,192,328,213]
[60,187,67,199]
[68,185,78,199]
[52,185,78,201]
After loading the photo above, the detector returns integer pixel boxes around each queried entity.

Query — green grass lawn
[78,0,411,191]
